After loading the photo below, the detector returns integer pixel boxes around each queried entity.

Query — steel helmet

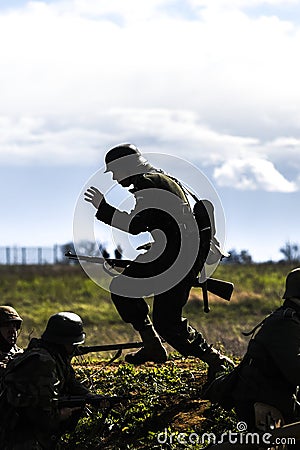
[41,312,85,345]
[0,306,23,329]
[282,268,300,299]
[104,143,142,173]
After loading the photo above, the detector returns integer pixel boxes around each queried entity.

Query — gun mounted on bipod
[65,252,234,313]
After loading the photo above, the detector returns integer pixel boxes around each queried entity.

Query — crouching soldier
[232,268,300,430]
[205,268,300,444]
[0,306,23,378]
[0,311,92,449]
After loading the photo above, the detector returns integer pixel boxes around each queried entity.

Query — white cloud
[0,0,300,192]
[1,0,300,119]
[0,116,104,165]
[0,108,299,194]
[0,108,264,167]
[189,0,298,8]
[213,158,297,192]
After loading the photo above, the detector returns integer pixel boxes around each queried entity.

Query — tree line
[226,241,300,264]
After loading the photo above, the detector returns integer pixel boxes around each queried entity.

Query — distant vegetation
[226,240,300,265]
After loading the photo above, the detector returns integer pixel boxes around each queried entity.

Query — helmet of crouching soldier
[41,312,85,345]
[0,306,23,330]
[282,268,300,299]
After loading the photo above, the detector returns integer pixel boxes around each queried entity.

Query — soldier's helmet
[104,143,142,173]
[282,268,300,299]
[0,306,23,330]
[41,312,85,345]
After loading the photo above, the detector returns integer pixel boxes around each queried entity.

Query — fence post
[53,244,58,264]
[38,247,42,264]
[21,247,26,265]
[6,247,11,265]
[13,246,18,264]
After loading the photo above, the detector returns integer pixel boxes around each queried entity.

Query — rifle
[75,341,144,356]
[65,251,130,269]
[58,393,126,410]
[65,252,234,310]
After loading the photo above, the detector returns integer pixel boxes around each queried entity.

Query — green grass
[0,262,296,355]
[62,357,236,449]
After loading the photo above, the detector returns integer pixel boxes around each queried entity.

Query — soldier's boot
[125,325,168,365]
[201,346,235,383]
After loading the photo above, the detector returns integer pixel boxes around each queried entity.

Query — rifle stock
[194,277,234,301]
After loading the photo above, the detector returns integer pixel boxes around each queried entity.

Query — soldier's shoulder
[265,307,300,329]
[6,345,55,375]
[138,172,162,184]
[141,172,179,190]
[275,306,300,321]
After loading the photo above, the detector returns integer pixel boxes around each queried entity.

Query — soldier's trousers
[110,274,210,357]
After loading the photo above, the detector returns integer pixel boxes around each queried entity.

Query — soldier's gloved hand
[84,186,104,209]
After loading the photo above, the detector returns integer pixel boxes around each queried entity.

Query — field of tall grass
[0,261,295,355]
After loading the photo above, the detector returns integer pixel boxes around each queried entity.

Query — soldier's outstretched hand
[84,186,104,209]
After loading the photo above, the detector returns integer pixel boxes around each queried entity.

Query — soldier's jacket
[0,338,89,450]
[97,172,203,281]
[233,299,300,424]
[97,172,190,234]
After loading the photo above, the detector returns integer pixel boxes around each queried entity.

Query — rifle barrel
[75,341,144,356]
[65,252,130,268]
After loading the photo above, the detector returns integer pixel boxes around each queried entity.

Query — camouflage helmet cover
[41,312,85,345]
[0,306,23,328]
[282,268,300,299]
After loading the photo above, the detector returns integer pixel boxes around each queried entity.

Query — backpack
[4,348,55,408]
[170,175,227,269]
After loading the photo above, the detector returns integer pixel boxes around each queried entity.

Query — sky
[0,0,300,262]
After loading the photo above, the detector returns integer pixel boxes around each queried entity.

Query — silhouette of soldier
[85,143,234,380]
[231,268,300,430]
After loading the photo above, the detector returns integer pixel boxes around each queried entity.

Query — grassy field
[0,261,295,356]
[0,262,296,449]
